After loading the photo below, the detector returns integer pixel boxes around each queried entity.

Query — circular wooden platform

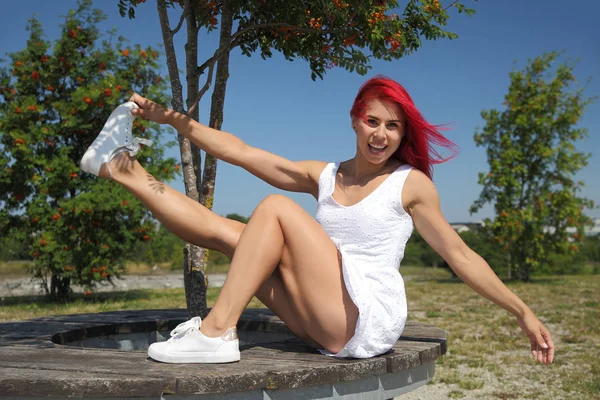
[0,309,447,399]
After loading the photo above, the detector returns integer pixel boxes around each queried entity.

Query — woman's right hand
[128,93,171,124]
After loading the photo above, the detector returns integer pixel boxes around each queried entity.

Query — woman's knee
[249,194,292,221]
[321,331,353,354]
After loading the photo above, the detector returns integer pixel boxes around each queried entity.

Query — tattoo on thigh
[147,173,165,194]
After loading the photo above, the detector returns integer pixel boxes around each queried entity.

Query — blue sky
[1,0,598,222]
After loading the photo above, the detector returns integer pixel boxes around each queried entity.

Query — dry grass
[0,260,32,278]
[0,288,264,322]
[402,266,600,400]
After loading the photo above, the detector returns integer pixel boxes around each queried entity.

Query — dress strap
[317,162,338,202]
[390,165,413,215]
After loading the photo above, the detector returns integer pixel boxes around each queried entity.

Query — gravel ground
[398,384,456,399]
[0,273,227,297]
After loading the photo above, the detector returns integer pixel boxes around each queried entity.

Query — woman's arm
[403,169,555,365]
[129,93,325,197]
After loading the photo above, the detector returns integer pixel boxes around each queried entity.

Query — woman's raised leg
[201,194,358,354]
[101,153,236,254]
[101,153,314,343]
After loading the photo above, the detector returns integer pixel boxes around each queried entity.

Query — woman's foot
[80,101,153,179]
[147,317,240,364]
[98,152,134,180]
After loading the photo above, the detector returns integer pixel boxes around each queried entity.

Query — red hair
[350,76,458,179]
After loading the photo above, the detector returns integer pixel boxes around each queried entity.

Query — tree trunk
[514,235,531,282]
[197,0,234,301]
[506,249,512,280]
[183,0,208,318]
[50,274,71,302]
[183,244,208,317]
[157,0,207,317]
[200,0,233,209]
[516,264,530,282]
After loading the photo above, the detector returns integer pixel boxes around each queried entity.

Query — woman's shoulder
[300,160,330,172]
[402,167,439,209]
[295,160,331,183]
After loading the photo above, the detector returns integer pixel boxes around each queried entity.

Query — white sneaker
[148,317,240,364]
[80,101,153,178]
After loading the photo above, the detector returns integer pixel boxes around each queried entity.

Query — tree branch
[197,56,216,76]
[156,0,199,202]
[186,58,216,117]
[196,18,346,84]
[156,0,184,110]
[171,3,187,35]
[444,0,460,11]
[230,22,323,45]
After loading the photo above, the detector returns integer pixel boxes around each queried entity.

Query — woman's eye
[367,119,378,126]
[386,123,398,130]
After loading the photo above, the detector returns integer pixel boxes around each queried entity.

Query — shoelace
[168,316,202,342]
[125,137,153,157]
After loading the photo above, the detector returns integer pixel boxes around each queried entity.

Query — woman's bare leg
[99,154,314,343]
[202,194,358,353]
[101,153,236,253]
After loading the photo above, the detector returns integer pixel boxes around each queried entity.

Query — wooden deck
[0,309,447,399]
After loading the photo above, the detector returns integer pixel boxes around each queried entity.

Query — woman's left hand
[517,312,555,365]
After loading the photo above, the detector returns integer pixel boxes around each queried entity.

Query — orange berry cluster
[201,1,219,26]
[368,10,386,26]
[424,0,441,13]
[333,0,349,9]
[308,17,323,29]
[385,31,403,51]
[91,265,108,278]
[343,36,357,47]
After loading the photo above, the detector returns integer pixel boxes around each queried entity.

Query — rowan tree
[471,51,596,281]
[0,0,179,300]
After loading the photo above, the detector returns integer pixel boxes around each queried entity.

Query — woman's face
[353,98,405,165]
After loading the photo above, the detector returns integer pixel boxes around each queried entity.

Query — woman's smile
[368,143,387,156]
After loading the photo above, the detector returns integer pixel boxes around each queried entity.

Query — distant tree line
[404,229,600,277]
[3,214,598,277]
[127,213,247,269]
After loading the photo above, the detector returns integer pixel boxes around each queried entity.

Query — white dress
[315,162,414,358]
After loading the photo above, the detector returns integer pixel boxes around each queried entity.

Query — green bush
[403,229,507,277]
[0,226,30,261]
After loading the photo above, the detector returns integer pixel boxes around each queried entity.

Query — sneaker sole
[80,101,138,176]
[148,346,240,364]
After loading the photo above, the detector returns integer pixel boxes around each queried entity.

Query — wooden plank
[400,321,448,354]
[401,320,447,341]
[0,367,169,397]
[241,339,442,376]
[0,345,384,395]
[387,341,440,373]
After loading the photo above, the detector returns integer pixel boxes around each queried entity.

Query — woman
[80,76,555,365]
